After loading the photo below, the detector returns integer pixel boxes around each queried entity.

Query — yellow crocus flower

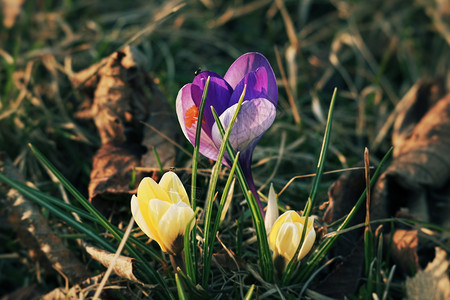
[130,171,194,255]
[268,211,316,270]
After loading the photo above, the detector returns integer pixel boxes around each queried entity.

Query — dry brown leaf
[372,87,450,226]
[41,273,141,299]
[72,46,176,205]
[85,245,142,284]
[405,247,450,300]
[74,46,151,145]
[391,229,420,275]
[88,143,150,209]
[316,169,368,297]
[0,284,40,300]
[1,0,24,28]
[0,156,90,283]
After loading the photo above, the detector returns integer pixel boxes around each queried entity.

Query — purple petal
[224,53,277,105]
[211,98,276,153]
[228,67,274,107]
[191,71,233,131]
[175,84,220,161]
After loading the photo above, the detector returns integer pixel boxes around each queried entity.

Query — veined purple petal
[224,53,277,105]
[192,71,233,131]
[228,67,274,107]
[176,84,220,161]
[211,98,276,153]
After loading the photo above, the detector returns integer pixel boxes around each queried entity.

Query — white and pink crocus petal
[176,84,222,162]
[211,98,276,154]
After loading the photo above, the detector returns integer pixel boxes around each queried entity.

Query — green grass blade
[175,273,188,300]
[202,85,246,286]
[205,152,240,279]
[191,75,210,211]
[243,284,255,300]
[28,144,174,299]
[0,172,116,252]
[296,147,393,282]
[188,76,210,284]
[152,147,164,174]
[210,101,273,282]
[282,88,337,284]
[0,173,162,261]
[184,209,199,284]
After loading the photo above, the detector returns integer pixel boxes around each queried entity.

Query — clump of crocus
[130,172,194,255]
[268,211,316,273]
[176,52,277,215]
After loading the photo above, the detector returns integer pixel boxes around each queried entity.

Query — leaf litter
[72,45,176,211]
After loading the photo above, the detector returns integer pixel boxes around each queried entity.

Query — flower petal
[192,71,233,127]
[158,171,190,205]
[176,83,221,161]
[297,224,316,260]
[131,195,154,240]
[136,177,171,237]
[264,183,279,234]
[224,52,277,104]
[158,201,194,254]
[211,98,276,152]
[275,222,302,261]
[147,199,172,252]
[229,66,277,107]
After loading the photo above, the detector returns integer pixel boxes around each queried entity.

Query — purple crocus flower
[176,52,277,216]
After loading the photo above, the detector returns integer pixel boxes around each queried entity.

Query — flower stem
[242,159,265,218]
[170,253,186,275]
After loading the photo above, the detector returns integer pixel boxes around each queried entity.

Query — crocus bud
[264,183,279,234]
[130,172,194,255]
[268,211,316,270]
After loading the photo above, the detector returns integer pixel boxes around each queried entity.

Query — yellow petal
[158,171,190,205]
[147,199,172,252]
[136,177,171,231]
[130,195,155,240]
[264,183,279,234]
[158,202,194,254]
[275,222,302,261]
[297,224,316,260]
[268,211,294,249]
[268,211,316,262]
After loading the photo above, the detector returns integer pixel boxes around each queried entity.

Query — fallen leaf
[1,0,25,28]
[405,247,450,300]
[391,229,420,275]
[0,156,90,283]
[316,169,369,297]
[74,46,151,145]
[85,245,143,284]
[372,86,450,227]
[88,142,151,209]
[0,284,39,300]
[72,46,176,206]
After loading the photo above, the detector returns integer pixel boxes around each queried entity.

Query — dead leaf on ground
[71,46,177,207]
[372,79,450,227]
[0,155,90,284]
[391,229,420,275]
[0,284,40,300]
[316,169,368,297]
[85,245,143,284]
[1,0,25,28]
[405,247,450,300]
[41,273,148,300]
[319,78,450,295]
